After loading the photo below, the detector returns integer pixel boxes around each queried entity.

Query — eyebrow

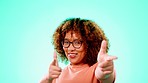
[64,38,80,40]
[64,38,82,41]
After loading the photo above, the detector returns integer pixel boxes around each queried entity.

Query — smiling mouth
[68,53,77,58]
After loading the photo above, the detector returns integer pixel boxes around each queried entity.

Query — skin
[63,31,86,66]
[95,40,117,83]
[40,32,118,83]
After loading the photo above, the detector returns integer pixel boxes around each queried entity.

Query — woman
[40,18,117,83]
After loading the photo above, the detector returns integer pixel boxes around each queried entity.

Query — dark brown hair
[52,18,109,66]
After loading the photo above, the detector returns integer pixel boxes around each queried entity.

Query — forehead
[64,31,82,39]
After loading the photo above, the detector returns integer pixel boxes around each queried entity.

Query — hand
[48,51,62,80]
[95,40,117,80]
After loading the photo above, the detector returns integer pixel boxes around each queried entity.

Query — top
[52,62,101,83]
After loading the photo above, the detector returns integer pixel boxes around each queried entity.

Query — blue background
[0,0,148,83]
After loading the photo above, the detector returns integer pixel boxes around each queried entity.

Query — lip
[68,53,77,58]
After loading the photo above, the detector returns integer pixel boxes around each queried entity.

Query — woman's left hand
[95,40,117,80]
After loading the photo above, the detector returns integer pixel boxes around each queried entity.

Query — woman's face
[63,31,86,65]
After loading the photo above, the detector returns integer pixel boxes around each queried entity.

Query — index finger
[106,56,118,61]
[54,51,57,59]
[53,51,59,66]
[99,40,107,55]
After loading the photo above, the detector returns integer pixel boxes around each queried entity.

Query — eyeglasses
[62,39,83,49]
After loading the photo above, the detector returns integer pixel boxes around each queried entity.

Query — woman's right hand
[40,52,61,83]
[48,52,62,81]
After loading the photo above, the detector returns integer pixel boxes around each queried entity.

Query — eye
[63,40,69,44]
[74,40,81,45]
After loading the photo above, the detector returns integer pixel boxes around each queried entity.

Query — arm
[95,40,117,83]
[40,52,61,83]
[95,60,116,83]
[99,70,115,83]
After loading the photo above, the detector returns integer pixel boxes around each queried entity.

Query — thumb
[98,40,107,55]
[51,51,59,66]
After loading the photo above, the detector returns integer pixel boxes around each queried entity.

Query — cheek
[80,50,86,57]
[81,45,87,57]
[78,44,86,52]
[78,45,86,56]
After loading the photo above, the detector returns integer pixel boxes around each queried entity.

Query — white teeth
[68,53,77,57]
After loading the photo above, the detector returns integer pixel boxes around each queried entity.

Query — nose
[68,43,75,50]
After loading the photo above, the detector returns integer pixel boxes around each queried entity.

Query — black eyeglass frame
[61,39,83,49]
